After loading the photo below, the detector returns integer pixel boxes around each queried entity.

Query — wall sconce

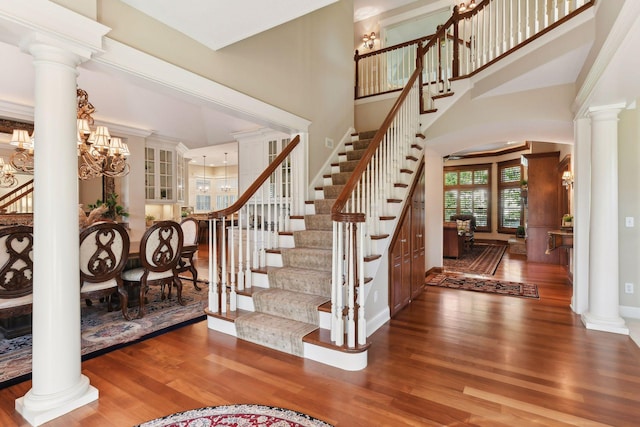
[562,171,573,188]
[458,0,476,12]
[362,32,376,49]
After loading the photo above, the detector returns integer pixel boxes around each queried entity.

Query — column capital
[587,103,626,119]
[0,0,110,62]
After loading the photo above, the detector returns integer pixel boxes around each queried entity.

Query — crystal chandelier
[0,158,18,188]
[10,88,130,180]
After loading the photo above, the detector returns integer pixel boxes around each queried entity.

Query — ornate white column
[14,42,98,426]
[581,105,629,335]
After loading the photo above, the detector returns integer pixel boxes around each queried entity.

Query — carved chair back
[79,222,130,286]
[0,225,34,318]
[140,221,183,274]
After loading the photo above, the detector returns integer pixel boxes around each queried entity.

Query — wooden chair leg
[118,285,130,321]
[174,277,185,306]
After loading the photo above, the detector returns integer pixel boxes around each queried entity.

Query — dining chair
[0,225,34,321]
[79,221,131,320]
[177,217,200,290]
[122,220,184,318]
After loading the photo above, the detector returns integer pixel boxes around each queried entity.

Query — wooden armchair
[449,214,476,250]
[177,217,200,290]
[0,226,34,321]
[80,222,131,319]
[122,221,184,318]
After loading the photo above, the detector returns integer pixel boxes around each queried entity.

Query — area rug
[427,274,540,299]
[444,243,507,275]
[136,404,333,427]
[0,280,208,388]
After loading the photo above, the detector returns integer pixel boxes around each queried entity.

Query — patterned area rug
[444,243,507,275]
[0,280,207,388]
[427,274,540,299]
[136,404,333,427]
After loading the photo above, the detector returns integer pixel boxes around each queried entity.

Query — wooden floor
[1,249,639,426]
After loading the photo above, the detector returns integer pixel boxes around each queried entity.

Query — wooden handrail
[209,134,300,219]
[332,62,423,223]
[0,179,34,211]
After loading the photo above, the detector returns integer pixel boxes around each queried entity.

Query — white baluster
[237,210,244,291]
[210,218,218,313]
[334,221,344,346]
[245,205,252,289]
[347,222,356,349]
[357,222,366,346]
[229,213,236,311]
[221,215,227,313]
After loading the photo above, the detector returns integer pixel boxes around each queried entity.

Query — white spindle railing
[207,136,302,314]
[332,73,421,348]
[0,180,34,214]
[355,0,593,101]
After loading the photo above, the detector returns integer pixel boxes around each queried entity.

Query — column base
[15,375,98,426]
[581,312,629,335]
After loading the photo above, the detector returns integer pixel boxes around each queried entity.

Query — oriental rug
[136,404,333,427]
[0,280,208,388]
[427,273,540,299]
[443,243,507,275]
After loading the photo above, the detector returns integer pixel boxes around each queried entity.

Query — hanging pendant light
[198,155,209,193]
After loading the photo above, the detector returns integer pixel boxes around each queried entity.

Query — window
[196,194,211,211]
[498,160,523,233]
[443,164,491,231]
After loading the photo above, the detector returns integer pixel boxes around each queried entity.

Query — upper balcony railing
[355,0,595,103]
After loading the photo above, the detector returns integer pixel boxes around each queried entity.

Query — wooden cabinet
[443,222,464,258]
[390,163,425,317]
[523,152,560,264]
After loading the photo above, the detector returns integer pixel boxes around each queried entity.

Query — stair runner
[234,131,376,356]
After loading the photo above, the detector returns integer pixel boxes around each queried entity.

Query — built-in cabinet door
[390,217,412,317]
[389,162,425,317]
[411,167,425,299]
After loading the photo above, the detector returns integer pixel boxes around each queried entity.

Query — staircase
[208,129,423,370]
[206,0,595,371]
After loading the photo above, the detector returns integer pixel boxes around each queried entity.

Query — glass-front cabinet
[145,140,187,203]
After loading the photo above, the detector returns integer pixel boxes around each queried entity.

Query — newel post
[452,5,460,78]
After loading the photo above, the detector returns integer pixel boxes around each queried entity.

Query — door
[390,216,411,317]
[411,165,425,299]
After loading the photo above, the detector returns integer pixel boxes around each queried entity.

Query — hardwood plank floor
[1,249,639,426]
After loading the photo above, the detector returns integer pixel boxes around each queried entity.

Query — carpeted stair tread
[347,149,367,161]
[332,171,352,185]
[323,185,344,199]
[352,139,373,150]
[293,230,333,249]
[280,247,332,271]
[358,130,377,139]
[304,214,332,231]
[340,160,360,172]
[268,266,332,296]
[252,288,329,324]
[313,199,333,214]
[235,312,317,357]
